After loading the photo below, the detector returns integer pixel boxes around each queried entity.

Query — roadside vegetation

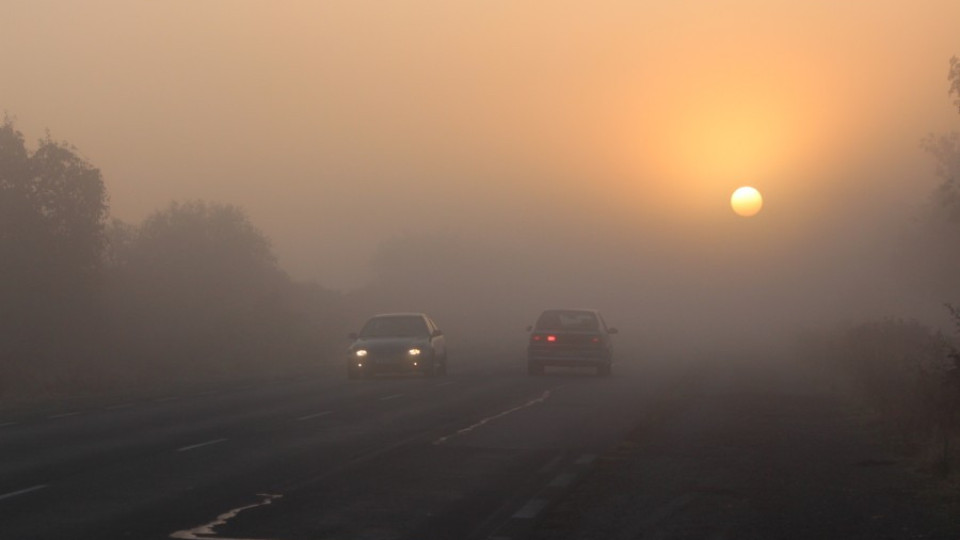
[802,319,958,476]
[0,117,348,398]
[802,58,960,480]
[0,116,527,400]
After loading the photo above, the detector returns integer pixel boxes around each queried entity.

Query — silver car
[346,313,448,379]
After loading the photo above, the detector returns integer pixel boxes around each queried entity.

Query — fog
[3,0,960,366]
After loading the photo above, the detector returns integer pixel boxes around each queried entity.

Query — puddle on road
[169,493,282,540]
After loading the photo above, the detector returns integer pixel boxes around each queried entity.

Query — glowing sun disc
[731,186,763,217]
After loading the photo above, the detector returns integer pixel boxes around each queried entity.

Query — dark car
[526,308,618,376]
[346,313,447,379]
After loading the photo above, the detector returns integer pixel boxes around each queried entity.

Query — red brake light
[532,334,542,342]
[591,337,600,343]
[546,335,557,342]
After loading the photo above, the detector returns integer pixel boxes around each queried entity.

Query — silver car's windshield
[359,316,429,338]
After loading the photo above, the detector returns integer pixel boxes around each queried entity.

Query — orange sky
[2,1,959,289]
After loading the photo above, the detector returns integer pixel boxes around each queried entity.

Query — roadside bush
[103,202,346,386]
[804,318,959,475]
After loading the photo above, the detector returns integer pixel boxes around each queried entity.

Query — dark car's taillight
[531,333,558,344]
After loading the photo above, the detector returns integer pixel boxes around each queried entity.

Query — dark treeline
[0,118,348,397]
[0,117,541,399]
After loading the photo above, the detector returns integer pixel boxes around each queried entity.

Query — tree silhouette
[0,118,108,391]
[921,57,960,221]
[950,56,960,113]
[108,201,296,378]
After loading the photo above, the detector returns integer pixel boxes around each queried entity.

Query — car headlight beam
[355,349,368,357]
[407,348,421,356]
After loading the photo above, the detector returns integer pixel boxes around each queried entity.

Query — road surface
[0,355,652,540]
[2,353,956,539]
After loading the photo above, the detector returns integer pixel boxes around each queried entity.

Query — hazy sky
[2,0,959,318]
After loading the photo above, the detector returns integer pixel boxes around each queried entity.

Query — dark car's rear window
[360,316,429,338]
[535,310,599,331]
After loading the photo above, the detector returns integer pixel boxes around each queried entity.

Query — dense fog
[2,2,960,403]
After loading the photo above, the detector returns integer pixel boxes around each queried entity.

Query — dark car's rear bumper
[527,348,611,367]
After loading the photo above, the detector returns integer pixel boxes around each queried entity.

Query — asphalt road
[0,355,654,540]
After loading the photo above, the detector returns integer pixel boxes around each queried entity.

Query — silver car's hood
[351,337,427,353]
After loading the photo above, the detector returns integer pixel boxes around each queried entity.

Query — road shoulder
[531,386,960,540]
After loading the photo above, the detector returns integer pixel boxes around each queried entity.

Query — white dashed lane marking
[0,484,48,502]
[176,438,228,452]
[548,472,577,488]
[433,389,553,445]
[379,394,405,401]
[512,498,548,519]
[0,422,17,428]
[434,381,456,387]
[488,451,599,539]
[537,454,563,474]
[297,411,333,421]
[155,396,181,403]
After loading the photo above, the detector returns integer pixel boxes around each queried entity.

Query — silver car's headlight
[407,348,421,356]
[355,349,368,357]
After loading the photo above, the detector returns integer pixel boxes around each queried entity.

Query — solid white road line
[379,394,405,401]
[548,472,577,488]
[575,454,597,465]
[176,438,228,452]
[104,402,135,410]
[297,411,333,421]
[0,422,17,428]
[512,498,548,519]
[170,493,282,539]
[433,389,554,445]
[47,412,80,419]
[156,396,181,402]
[0,484,48,502]
[434,381,456,387]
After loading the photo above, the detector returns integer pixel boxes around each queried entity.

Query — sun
[730,186,763,217]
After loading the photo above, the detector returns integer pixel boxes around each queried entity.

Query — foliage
[920,132,960,221]
[908,57,960,302]
[0,116,346,397]
[939,304,960,470]
[831,320,946,425]
[808,319,958,474]
[950,56,960,113]
[920,57,960,221]
[897,55,960,476]
[0,118,109,394]
[107,201,297,380]
[0,118,108,287]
